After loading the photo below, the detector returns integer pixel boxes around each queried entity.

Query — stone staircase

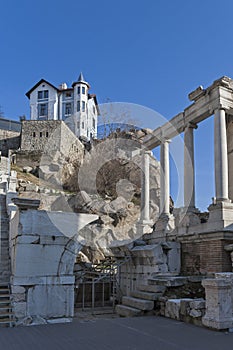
[0,193,11,284]
[116,275,191,317]
[116,282,166,317]
[0,284,15,327]
[0,160,15,326]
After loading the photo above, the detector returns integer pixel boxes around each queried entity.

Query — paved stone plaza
[0,316,233,350]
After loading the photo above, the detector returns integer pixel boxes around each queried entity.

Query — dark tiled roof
[26,79,59,98]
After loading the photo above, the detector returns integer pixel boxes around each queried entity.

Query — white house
[26,73,99,140]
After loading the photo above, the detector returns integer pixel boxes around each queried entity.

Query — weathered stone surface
[137,284,166,293]
[13,302,27,319]
[180,298,193,316]
[189,309,202,318]
[68,191,92,211]
[202,278,233,329]
[131,244,165,260]
[109,196,128,212]
[27,285,74,318]
[148,277,187,287]
[189,299,205,310]
[165,299,181,320]
[23,166,33,174]
[115,304,142,317]
[47,317,72,324]
[130,290,162,301]
[11,286,25,294]
[164,242,181,274]
[122,296,154,311]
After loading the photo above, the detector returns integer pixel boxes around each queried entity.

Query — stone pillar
[140,150,152,225]
[160,140,170,215]
[202,278,233,329]
[214,108,229,202]
[184,123,197,210]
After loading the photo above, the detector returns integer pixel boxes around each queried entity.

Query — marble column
[160,140,170,215]
[214,108,229,202]
[184,123,197,210]
[140,150,151,224]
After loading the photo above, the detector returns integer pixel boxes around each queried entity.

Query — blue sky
[1,0,232,210]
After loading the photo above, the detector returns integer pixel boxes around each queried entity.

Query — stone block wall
[114,242,180,296]
[9,198,98,325]
[157,298,206,326]
[119,255,166,296]
[21,120,63,152]
[20,120,84,155]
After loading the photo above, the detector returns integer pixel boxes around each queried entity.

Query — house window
[82,122,84,129]
[93,118,96,128]
[38,90,48,100]
[46,132,49,137]
[77,86,80,94]
[40,132,43,137]
[82,86,85,94]
[77,121,80,129]
[82,101,85,112]
[65,92,72,98]
[38,103,48,117]
[33,132,36,137]
[65,103,72,115]
[77,101,80,112]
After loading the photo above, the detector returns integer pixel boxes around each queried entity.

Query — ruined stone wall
[181,238,232,275]
[0,129,20,156]
[20,120,84,156]
[59,120,84,157]
[21,120,62,152]
[15,151,43,168]
[9,200,98,325]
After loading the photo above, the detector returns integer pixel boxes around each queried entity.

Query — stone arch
[57,235,83,276]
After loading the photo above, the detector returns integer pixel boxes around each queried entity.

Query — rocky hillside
[13,128,161,261]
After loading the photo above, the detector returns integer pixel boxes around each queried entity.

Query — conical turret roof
[72,72,90,88]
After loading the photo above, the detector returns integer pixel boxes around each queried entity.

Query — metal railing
[75,256,130,313]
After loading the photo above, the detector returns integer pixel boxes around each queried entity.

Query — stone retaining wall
[0,129,20,156]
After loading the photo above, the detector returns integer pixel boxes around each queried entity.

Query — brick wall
[181,239,232,275]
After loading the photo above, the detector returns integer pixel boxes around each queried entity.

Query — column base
[136,220,153,237]
[208,201,233,226]
[202,316,233,330]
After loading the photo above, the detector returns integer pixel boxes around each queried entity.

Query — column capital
[160,138,171,145]
[185,122,198,130]
[141,149,152,156]
[215,106,227,113]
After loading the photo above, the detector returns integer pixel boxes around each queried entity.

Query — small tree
[98,99,138,139]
